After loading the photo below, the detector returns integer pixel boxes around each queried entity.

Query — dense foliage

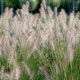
[0,2,80,79]
[46,0,61,10]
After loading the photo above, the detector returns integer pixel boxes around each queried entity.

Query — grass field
[0,2,80,80]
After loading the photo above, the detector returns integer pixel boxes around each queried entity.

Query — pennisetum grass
[0,1,80,80]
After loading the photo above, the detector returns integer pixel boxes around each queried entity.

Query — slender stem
[72,0,75,12]
[25,0,27,5]
[1,0,3,15]
[48,0,50,6]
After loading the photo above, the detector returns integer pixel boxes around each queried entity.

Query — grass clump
[0,1,80,80]
[0,54,13,73]
[17,40,80,80]
[19,63,31,80]
[72,42,80,80]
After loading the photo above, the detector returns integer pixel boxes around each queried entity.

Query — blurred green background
[0,0,80,13]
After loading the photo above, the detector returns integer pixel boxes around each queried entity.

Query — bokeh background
[0,0,80,14]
